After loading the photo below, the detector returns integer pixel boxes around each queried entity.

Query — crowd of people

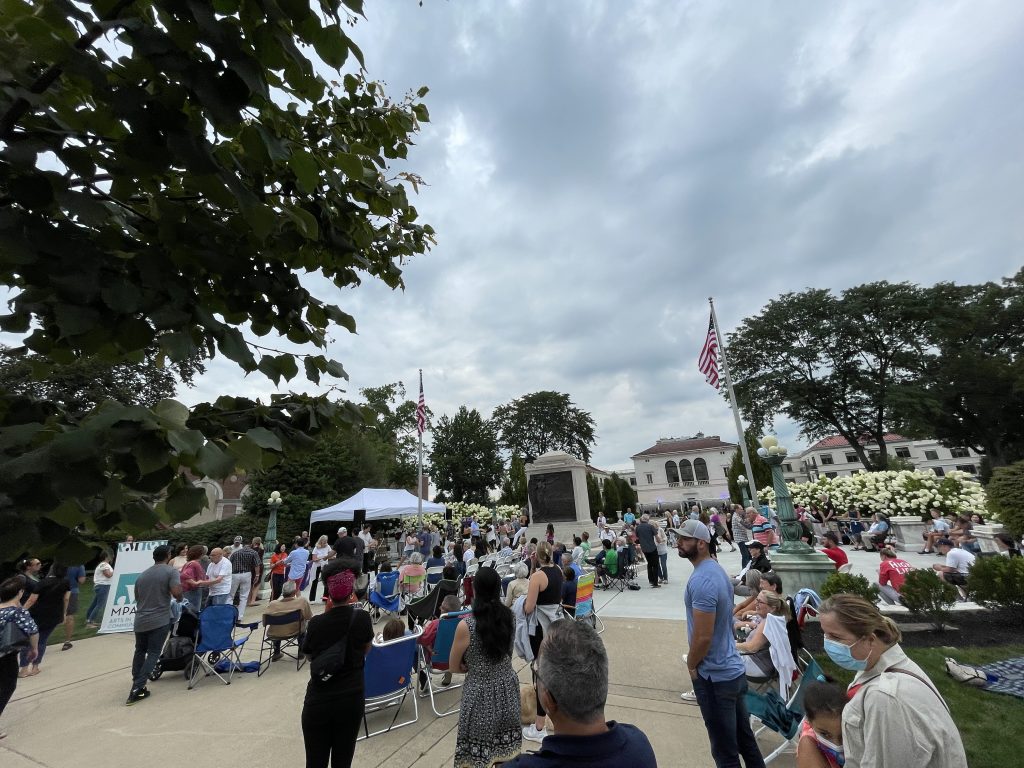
[0,502,997,767]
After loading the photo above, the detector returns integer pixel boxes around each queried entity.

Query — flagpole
[709,297,759,505]
[417,369,424,529]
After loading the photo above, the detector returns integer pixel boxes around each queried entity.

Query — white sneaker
[522,725,549,742]
[680,690,699,703]
[680,653,688,665]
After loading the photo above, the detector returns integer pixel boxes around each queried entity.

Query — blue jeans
[738,542,751,569]
[20,625,55,668]
[659,553,668,581]
[86,584,110,624]
[692,672,766,768]
[131,625,170,691]
[208,594,230,605]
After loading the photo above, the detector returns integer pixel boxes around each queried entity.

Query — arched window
[679,459,694,482]
[665,461,680,483]
[694,458,709,482]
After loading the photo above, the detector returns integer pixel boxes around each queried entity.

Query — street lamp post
[261,490,282,600]
[756,437,813,555]
[737,474,752,508]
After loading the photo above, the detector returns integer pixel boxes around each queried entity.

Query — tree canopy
[359,381,432,490]
[498,455,528,507]
[728,273,1024,475]
[429,406,504,505]
[492,391,597,464]
[0,1,433,561]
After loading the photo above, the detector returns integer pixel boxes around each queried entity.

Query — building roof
[805,434,909,452]
[632,436,737,458]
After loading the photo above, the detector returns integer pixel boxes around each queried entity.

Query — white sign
[97,540,168,634]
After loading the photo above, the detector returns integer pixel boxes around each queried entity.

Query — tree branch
[0,0,139,141]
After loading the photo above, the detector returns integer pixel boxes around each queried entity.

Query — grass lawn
[818,644,1024,768]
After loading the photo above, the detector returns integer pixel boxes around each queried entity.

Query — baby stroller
[150,607,200,680]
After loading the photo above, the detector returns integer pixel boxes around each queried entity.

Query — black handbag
[0,615,32,656]
[309,608,354,683]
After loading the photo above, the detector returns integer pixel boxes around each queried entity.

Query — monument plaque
[527,471,576,523]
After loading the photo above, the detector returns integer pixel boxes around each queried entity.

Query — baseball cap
[746,540,765,550]
[668,519,711,542]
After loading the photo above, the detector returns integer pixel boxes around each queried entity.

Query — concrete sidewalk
[1,611,795,768]
[3,542,956,767]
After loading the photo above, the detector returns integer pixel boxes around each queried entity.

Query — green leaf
[324,359,347,379]
[285,205,319,239]
[289,151,319,193]
[323,305,357,333]
[196,442,236,479]
[153,399,190,429]
[313,25,348,69]
[226,435,262,470]
[245,426,282,451]
[162,483,209,523]
[218,327,257,370]
[336,152,363,179]
[167,427,205,456]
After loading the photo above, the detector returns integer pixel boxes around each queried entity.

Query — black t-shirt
[29,577,70,631]
[301,604,374,704]
[333,536,364,559]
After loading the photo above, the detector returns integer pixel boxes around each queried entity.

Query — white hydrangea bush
[757,470,988,519]
[382,502,523,536]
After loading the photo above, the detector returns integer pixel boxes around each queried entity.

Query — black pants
[738,541,751,568]
[309,566,324,601]
[0,652,18,718]
[131,625,170,691]
[644,549,659,586]
[529,626,546,717]
[301,696,364,768]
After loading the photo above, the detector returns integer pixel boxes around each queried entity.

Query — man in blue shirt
[503,620,657,768]
[672,519,765,768]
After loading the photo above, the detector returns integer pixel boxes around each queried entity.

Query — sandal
[62,642,73,651]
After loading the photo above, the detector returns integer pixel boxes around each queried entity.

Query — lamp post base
[768,550,837,598]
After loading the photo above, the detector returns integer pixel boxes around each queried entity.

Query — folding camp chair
[425,566,445,586]
[460,574,475,607]
[368,571,401,622]
[793,588,822,629]
[358,626,422,740]
[400,571,427,604]
[746,653,827,764]
[405,578,460,630]
[418,609,470,717]
[187,604,259,689]
[572,572,605,634]
[257,609,307,677]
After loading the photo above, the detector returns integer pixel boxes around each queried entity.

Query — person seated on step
[877,548,913,605]
[918,508,952,554]
[932,538,975,598]
[732,541,771,595]
[861,513,890,552]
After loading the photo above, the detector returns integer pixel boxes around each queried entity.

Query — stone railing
[889,517,927,552]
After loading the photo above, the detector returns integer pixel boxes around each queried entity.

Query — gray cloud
[183,1,1024,468]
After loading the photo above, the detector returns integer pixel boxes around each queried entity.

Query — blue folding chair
[419,609,470,717]
[358,626,422,740]
[746,650,827,764]
[187,604,259,689]
[369,571,401,622]
[257,609,307,677]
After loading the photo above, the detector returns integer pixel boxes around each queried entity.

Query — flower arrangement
[756,470,987,519]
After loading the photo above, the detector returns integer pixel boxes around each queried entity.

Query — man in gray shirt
[127,544,182,706]
[634,514,661,589]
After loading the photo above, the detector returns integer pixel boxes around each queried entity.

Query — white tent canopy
[309,488,445,525]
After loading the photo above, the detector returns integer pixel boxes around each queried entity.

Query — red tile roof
[632,436,737,458]
[806,434,909,451]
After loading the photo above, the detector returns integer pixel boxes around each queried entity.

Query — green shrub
[968,556,1024,615]
[988,461,1024,538]
[899,569,958,630]
[819,571,880,603]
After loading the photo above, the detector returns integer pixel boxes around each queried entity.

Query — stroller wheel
[207,651,222,665]
[148,662,163,681]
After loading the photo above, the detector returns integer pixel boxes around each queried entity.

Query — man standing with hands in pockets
[673,519,765,768]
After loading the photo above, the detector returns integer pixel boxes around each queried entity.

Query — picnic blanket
[946,656,1024,699]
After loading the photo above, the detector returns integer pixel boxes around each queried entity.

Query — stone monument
[524,451,593,545]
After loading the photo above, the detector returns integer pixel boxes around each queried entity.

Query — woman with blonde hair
[309,535,332,602]
[521,541,563,742]
[735,590,790,677]
[818,594,966,768]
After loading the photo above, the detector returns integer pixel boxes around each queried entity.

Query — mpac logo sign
[111,574,140,614]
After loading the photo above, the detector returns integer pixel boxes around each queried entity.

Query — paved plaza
[0,544,967,768]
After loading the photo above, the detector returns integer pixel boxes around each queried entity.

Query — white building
[630,434,736,508]
[786,434,983,482]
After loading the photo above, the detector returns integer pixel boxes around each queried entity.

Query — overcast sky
[182,1,1022,470]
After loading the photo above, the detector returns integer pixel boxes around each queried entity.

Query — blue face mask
[824,638,868,671]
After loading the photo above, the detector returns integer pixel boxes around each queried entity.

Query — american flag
[698,314,720,389]
[416,372,426,435]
